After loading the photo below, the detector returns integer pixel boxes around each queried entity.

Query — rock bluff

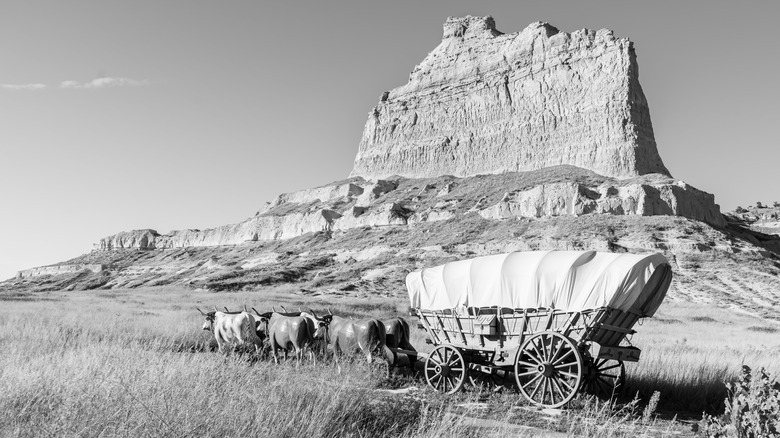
[350,16,670,180]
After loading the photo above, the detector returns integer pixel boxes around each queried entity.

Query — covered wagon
[405,250,672,408]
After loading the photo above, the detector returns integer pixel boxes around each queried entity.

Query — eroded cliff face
[92,167,724,252]
[350,16,669,180]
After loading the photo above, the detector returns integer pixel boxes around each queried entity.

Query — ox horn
[280,305,288,312]
[328,308,333,315]
[224,306,230,313]
[213,306,219,313]
[252,307,261,316]
[273,306,278,313]
[196,307,206,315]
[308,309,319,320]
[244,304,248,312]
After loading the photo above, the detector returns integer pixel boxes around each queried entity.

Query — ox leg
[216,336,225,355]
[332,344,342,374]
[271,344,279,364]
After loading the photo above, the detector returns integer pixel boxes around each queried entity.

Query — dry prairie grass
[1,286,778,437]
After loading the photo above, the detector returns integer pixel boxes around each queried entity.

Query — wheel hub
[435,364,451,377]
[537,363,554,377]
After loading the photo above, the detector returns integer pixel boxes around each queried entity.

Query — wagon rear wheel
[581,355,625,399]
[515,331,583,408]
[424,345,467,394]
[468,369,505,391]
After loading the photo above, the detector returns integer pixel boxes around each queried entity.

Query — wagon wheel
[515,331,583,408]
[468,369,505,391]
[424,345,468,394]
[581,355,625,399]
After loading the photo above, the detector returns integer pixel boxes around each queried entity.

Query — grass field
[1,287,778,437]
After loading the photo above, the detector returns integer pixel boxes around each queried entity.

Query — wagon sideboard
[414,306,643,364]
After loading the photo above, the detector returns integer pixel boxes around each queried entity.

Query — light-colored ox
[197,307,264,355]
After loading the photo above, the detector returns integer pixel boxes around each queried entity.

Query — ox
[383,317,416,365]
[309,310,387,373]
[252,308,315,366]
[197,307,264,355]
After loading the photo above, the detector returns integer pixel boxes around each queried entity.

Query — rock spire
[350,16,670,180]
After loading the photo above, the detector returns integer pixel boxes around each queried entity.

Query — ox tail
[398,318,414,351]
[368,320,387,361]
[243,316,263,352]
[397,317,416,367]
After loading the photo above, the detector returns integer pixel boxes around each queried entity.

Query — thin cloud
[2,83,47,91]
[60,77,150,89]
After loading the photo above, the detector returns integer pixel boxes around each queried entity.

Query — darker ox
[382,317,416,365]
[252,308,317,365]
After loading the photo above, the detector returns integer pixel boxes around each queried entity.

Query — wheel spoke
[517,369,539,377]
[540,378,548,404]
[525,352,544,366]
[554,361,579,370]
[557,376,575,393]
[547,378,556,404]
[542,337,552,362]
[599,373,618,379]
[518,360,537,369]
[559,370,578,379]
[551,349,574,366]
[550,376,565,402]
[522,372,543,388]
[529,377,542,401]
[599,363,622,372]
[548,339,564,364]
[531,340,546,364]
[435,375,443,391]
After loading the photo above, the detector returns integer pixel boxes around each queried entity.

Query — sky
[1,0,778,281]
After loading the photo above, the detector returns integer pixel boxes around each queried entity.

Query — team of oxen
[196,305,416,369]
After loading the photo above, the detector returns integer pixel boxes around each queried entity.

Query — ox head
[251,307,272,339]
[196,307,217,331]
[305,309,333,341]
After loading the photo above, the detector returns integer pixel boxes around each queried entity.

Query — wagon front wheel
[515,331,583,408]
[424,345,467,394]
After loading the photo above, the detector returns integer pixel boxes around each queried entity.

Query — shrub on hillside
[702,366,779,437]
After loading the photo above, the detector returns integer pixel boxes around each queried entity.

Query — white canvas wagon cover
[406,251,671,315]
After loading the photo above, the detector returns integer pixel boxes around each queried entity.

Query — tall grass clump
[701,366,780,438]
[563,391,675,438]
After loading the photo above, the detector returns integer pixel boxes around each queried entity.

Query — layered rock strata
[93,168,724,251]
[350,16,669,180]
[17,264,103,279]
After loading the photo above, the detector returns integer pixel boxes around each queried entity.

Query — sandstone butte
[6,17,780,318]
[350,16,670,180]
